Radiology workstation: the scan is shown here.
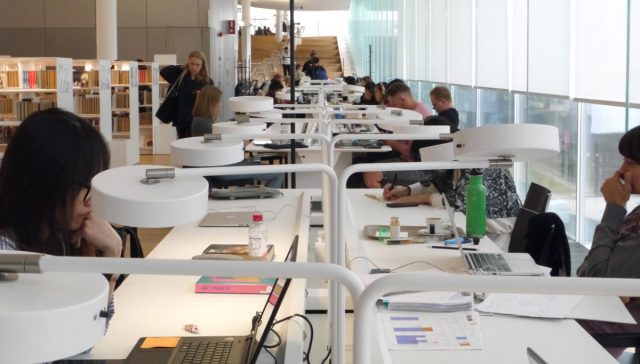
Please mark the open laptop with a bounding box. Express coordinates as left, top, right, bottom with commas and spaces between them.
443, 198, 543, 276
199, 211, 255, 227
125, 236, 299, 364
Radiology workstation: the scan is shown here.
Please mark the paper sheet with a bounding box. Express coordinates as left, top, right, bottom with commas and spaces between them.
475, 293, 584, 319
380, 311, 483, 351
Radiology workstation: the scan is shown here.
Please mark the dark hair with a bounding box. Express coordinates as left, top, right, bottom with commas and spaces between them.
311, 56, 320, 65
363, 81, 376, 94
266, 80, 285, 98
0, 108, 110, 253
343, 76, 357, 85
385, 81, 412, 97
619, 125, 640, 164
387, 79, 406, 86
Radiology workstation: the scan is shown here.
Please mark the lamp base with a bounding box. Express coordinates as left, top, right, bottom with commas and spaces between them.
0, 272, 17, 282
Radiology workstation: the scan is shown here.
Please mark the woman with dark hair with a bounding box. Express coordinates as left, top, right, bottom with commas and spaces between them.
0, 108, 121, 328
357, 81, 378, 105
265, 79, 287, 104
160, 50, 214, 139
577, 125, 640, 358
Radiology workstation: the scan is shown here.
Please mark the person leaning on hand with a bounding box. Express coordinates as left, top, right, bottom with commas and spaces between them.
576, 125, 640, 359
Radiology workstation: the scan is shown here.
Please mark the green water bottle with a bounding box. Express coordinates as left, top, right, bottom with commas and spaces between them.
465, 171, 486, 237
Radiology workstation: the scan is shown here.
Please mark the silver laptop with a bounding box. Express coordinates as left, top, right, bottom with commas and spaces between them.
444, 198, 543, 276
199, 211, 254, 227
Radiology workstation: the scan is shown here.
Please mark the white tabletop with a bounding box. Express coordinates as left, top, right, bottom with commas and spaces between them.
344, 189, 630, 364
75, 190, 311, 361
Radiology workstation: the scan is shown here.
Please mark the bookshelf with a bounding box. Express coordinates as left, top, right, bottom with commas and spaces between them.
137, 62, 159, 155
110, 61, 139, 167
0, 57, 73, 152
72, 60, 112, 140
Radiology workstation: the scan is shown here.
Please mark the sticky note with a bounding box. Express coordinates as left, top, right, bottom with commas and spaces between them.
141, 337, 180, 349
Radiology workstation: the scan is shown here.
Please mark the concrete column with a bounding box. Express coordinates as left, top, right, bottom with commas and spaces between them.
240, 0, 252, 84
209, 0, 239, 122
276, 10, 283, 42
96, 0, 117, 60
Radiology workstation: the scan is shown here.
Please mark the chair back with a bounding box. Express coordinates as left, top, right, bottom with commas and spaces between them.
523, 182, 551, 213
523, 212, 571, 276
509, 182, 552, 253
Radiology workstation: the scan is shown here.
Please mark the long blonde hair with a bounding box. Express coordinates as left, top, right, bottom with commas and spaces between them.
187, 50, 210, 83
192, 85, 222, 122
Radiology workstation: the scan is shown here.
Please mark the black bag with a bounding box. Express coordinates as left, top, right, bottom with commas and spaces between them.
155, 71, 186, 124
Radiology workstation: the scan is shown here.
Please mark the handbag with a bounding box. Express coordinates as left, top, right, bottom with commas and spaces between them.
156, 70, 186, 124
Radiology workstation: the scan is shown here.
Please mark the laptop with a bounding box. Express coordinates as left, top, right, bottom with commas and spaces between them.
443, 198, 543, 276
125, 236, 299, 364
199, 211, 255, 227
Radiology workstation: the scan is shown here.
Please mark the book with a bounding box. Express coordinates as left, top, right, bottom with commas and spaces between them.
195, 276, 276, 294
201, 243, 275, 261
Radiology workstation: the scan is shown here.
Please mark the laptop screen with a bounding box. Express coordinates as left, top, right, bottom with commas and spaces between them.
247, 235, 299, 363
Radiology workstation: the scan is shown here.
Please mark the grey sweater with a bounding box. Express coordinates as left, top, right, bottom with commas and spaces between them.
577, 204, 640, 278
191, 116, 213, 137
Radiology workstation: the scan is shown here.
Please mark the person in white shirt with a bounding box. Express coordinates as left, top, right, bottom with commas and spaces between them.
281, 46, 291, 76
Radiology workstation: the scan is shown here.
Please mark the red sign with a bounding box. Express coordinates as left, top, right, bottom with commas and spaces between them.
227, 20, 236, 34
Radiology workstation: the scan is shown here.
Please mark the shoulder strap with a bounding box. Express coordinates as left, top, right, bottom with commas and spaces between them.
167, 69, 187, 96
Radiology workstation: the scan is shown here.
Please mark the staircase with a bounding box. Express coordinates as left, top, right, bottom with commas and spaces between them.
295, 36, 343, 79
246, 35, 344, 81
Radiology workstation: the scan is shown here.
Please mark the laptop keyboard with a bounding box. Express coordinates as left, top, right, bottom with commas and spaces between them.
179, 339, 234, 364
467, 253, 512, 273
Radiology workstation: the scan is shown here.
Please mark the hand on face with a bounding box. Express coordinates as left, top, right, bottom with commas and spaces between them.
71, 213, 122, 257
601, 171, 631, 207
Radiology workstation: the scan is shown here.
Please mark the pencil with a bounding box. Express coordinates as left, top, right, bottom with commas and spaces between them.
431, 245, 478, 251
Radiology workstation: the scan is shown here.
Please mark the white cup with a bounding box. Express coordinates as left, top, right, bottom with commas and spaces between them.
425, 217, 443, 235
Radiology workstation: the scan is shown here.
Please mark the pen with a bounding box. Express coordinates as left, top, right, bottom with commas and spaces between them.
390, 173, 398, 190
431, 245, 478, 251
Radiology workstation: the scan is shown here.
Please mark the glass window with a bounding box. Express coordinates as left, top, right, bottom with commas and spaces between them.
516, 95, 578, 240
450, 85, 477, 129
477, 88, 513, 126
580, 103, 627, 246
418, 81, 433, 107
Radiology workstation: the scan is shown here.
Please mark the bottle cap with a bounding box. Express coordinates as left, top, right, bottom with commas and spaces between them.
252, 213, 263, 222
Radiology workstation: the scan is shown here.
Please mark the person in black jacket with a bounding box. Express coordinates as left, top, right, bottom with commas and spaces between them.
160, 50, 213, 139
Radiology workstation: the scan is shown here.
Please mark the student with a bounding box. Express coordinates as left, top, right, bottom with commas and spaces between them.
577, 125, 640, 359
385, 81, 431, 118
426, 86, 459, 126
382, 168, 521, 219
302, 50, 317, 76
357, 81, 378, 105
281, 46, 291, 76
0, 109, 122, 331
265, 79, 285, 103
160, 50, 213, 139
374, 82, 387, 106
191, 86, 284, 188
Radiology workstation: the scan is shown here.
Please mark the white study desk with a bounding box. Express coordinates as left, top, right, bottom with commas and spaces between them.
344, 189, 633, 364
74, 190, 312, 362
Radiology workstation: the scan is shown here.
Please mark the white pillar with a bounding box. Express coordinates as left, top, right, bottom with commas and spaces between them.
96, 0, 117, 60
276, 10, 283, 42
239, 0, 252, 85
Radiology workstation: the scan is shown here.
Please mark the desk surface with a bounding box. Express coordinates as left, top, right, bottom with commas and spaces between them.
76, 190, 311, 361
344, 189, 629, 364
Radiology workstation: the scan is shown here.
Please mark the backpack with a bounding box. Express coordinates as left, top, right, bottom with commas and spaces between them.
523, 212, 571, 276
311, 66, 328, 80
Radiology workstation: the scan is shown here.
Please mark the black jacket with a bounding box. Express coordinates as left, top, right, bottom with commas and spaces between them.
160, 65, 213, 128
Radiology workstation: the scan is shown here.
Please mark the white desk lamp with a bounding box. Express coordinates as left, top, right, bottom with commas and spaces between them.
354, 273, 640, 364
333, 123, 560, 364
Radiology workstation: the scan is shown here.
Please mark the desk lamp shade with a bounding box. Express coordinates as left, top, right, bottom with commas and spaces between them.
228, 96, 273, 113
92, 165, 209, 228
453, 124, 559, 161
392, 125, 450, 138
171, 138, 244, 167
249, 111, 283, 120
211, 121, 267, 135
0, 261, 108, 363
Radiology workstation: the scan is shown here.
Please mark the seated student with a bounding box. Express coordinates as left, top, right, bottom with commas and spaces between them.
257, 73, 283, 96
358, 76, 374, 87
374, 82, 388, 106
576, 126, 640, 359
362, 81, 435, 188
265, 79, 288, 104
383, 168, 521, 219
191, 86, 284, 188
343, 76, 357, 86
0, 109, 122, 337
356, 81, 378, 105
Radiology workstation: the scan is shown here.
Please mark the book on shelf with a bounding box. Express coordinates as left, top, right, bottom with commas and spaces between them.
195, 276, 276, 294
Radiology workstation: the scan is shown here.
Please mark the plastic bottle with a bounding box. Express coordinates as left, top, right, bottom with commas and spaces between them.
465, 171, 486, 237
389, 216, 401, 239
248, 213, 268, 257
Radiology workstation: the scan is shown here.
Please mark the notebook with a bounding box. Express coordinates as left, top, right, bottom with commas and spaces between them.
443, 198, 543, 276
199, 211, 255, 227
125, 236, 299, 364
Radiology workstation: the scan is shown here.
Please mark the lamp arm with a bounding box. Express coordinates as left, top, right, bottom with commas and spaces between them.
354, 273, 640, 364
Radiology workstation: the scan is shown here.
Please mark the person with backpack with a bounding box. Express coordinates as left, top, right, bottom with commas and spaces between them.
577, 125, 640, 359
309, 57, 328, 81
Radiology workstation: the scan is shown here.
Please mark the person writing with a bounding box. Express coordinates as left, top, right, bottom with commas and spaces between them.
0, 108, 122, 337
577, 126, 640, 359
160, 50, 213, 139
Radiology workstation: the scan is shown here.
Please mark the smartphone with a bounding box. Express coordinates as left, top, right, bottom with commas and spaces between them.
386, 202, 419, 208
